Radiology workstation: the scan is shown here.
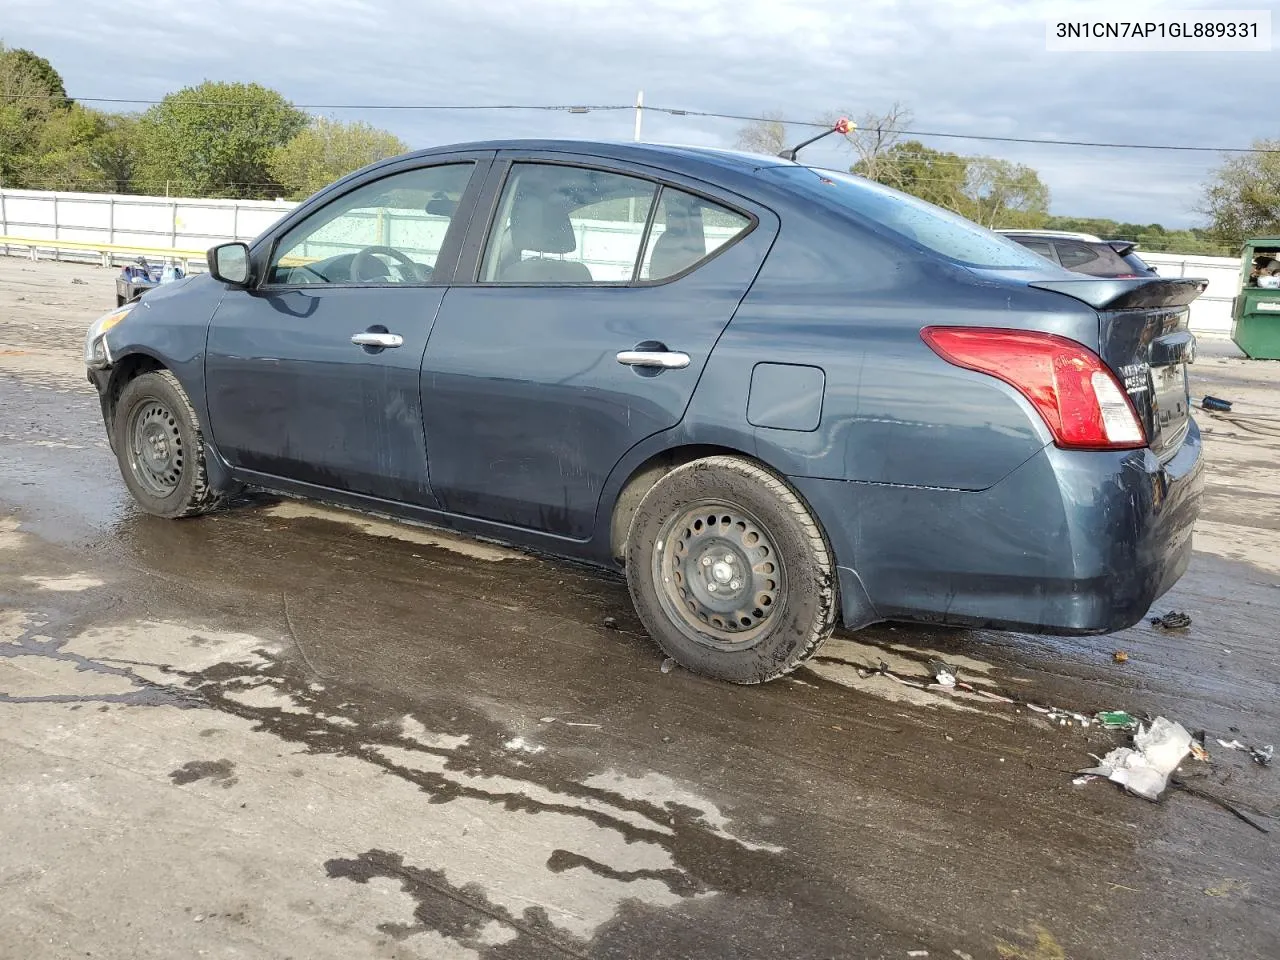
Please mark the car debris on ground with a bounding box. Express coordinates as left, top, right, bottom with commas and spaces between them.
1149, 611, 1193, 630
1095, 710, 1139, 731
847, 653, 1272, 829
1217, 738, 1275, 765
1078, 717, 1192, 801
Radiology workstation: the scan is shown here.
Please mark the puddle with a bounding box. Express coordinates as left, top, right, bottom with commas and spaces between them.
0, 516, 25, 549
805, 638, 983, 712
21, 573, 104, 592
1, 612, 797, 953
263, 500, 526, 563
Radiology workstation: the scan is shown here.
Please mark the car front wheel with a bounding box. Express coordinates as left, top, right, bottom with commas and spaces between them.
112, 369, 227, 519
625, 455, 838, 683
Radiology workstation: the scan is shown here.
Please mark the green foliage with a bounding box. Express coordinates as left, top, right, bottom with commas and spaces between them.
853, 140, 970, 210
961, 156, 1050, 228
1044, 216, 1234, 256
1199, 140, 1280, 249
134, 81, 308, 197
1, 46, 67, 104
18, 103, 107, 189
268, 116, 408, 199
851, 141, 1049, 228
88, 113, 143, 192
0, 41, 63, 184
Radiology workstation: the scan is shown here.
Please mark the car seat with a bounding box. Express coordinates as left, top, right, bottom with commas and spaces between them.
499, 195, 592, 283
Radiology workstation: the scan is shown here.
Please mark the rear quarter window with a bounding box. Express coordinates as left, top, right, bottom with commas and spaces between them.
1055, 242, 1101, 269
764, 166, 1051, 269
1013, 238, 1057, 261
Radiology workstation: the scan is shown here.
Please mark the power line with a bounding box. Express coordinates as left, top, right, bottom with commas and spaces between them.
0, 93, 633, 113
1, 92, 1278, 155
645, 104, 1280, 155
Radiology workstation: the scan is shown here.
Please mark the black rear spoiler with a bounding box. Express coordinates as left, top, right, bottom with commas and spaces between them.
1028, 277, 1207, 311
1107, 240, 1137, 257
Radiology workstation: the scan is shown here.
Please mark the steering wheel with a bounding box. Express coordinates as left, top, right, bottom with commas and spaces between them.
349, 245, 427, 283
287, 262, 328, 284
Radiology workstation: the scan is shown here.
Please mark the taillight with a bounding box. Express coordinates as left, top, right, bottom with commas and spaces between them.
920, 327, 1146, 450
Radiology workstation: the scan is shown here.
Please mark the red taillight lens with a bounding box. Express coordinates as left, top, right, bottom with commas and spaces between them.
920, 327, 1146, 450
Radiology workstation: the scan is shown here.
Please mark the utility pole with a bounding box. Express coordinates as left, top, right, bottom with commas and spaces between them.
633, 90, 644, 142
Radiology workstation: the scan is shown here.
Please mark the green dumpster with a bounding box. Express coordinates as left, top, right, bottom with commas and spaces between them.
1232, 238, 1280, 359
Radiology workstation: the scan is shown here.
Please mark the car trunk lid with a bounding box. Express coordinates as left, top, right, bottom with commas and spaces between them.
1029, 277, 1206, 458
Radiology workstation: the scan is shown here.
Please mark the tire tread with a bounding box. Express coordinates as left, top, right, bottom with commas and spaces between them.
626, 454, 837, 683
114, 369, 224, 518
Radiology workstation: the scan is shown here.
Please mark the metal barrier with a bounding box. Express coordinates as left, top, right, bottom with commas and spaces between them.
0, 235, 207, 271
0, 187, 291, 270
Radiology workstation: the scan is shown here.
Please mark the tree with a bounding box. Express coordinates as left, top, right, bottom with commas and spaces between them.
89, 114, 143, 192
1200, 140, 1280, 244
268, 116, 408, 199
733, 110, 787, 156
134, 81, 308, 197
1042, 216, 1232, 256
0, 43, 64, 184
853, 140, 970, 210
961, 157, 1050, 228
18, 102, 108, 190
834, 102, 912, 183
2, 46, 67, 104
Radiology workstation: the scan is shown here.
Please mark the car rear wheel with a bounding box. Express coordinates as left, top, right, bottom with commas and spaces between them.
625, 455, 837, 683
112, 370, 226, 519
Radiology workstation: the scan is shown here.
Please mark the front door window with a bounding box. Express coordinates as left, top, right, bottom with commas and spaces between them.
268, 163, 474, 285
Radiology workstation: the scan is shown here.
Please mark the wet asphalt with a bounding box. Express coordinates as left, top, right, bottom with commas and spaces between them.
1, 260, 1277, 960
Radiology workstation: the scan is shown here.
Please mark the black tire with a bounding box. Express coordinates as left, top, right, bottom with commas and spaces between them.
625, 455, 837, 684
112, 369, 226, 519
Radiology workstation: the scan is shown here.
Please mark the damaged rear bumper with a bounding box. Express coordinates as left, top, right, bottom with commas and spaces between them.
793, 419, 1204, 635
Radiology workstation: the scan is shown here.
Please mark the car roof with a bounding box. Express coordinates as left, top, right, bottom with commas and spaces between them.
405, 138, 798, 174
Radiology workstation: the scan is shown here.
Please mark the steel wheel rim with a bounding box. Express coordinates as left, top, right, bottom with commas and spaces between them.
126, 400, 184, 498
652, 499, 786, 650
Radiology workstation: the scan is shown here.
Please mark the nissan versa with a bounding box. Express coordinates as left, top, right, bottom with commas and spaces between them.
84, 140, 1205, 684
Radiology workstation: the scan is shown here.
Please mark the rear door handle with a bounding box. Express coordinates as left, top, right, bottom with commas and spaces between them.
351, 332, 403, 348
616, 350, 690, 369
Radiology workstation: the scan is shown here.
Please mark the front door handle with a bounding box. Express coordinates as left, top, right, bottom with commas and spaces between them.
351, 332, 404, 348
616, 350, 690, 369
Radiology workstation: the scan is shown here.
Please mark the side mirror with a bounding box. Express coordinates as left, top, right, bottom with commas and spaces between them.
208, 242, 252, 287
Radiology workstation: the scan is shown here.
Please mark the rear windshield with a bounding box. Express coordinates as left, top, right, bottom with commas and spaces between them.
763, 166, 1052, 269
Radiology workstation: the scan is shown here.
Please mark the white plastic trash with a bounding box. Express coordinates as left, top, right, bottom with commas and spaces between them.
1079, 716, 1192, 801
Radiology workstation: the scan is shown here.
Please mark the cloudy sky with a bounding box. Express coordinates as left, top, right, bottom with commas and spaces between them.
4, 0, 1274, 226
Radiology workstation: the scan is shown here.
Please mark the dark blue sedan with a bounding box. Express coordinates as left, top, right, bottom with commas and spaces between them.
84, 139, 1205, 683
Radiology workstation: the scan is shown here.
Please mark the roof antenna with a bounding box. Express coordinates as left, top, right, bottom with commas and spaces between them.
779, 117, 854, 161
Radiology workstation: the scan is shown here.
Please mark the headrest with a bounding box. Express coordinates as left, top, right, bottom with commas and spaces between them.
510, 194, 577, 255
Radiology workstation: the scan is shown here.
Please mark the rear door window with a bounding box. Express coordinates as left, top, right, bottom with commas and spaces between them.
638, 188, 753, 281
480, 164, 656, 284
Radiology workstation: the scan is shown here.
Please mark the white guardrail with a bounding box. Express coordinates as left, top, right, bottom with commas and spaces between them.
0, 187, 1242, 333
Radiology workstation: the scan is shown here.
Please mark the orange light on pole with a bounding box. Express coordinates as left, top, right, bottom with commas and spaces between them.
778, 117, 856, 161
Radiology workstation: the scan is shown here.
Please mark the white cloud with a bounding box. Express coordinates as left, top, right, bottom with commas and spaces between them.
5, 0, 1277, 225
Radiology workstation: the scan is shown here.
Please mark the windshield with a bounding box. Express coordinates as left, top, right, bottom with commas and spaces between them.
764, 166, 1054, 269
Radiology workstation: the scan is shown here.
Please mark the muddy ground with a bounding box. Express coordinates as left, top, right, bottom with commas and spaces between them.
1, 257, 1277, 960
